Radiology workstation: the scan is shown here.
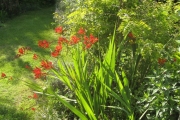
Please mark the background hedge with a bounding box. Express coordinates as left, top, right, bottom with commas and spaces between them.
0, 0, 55, 22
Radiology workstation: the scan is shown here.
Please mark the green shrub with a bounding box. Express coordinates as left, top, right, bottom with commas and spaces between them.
11, 0, 180, 119
0, 0, 55, 20
118, 0, 180, 118
0, 10, 7, 22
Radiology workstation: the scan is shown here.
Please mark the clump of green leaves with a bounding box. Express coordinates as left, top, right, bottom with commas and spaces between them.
54, 0, 119, 40
117, 0, 179, 83
136, 58, 180, 119
117, 0, 180, 119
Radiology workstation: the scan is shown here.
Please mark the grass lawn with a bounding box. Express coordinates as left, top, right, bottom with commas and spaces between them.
0, 6, 58, 119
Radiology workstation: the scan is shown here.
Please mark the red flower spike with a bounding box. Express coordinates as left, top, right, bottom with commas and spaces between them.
128, 32, 135, 39
84, 36, 89, 41
58, 37, 69, 44
1, 73, 6, 78
41, 60, 53, 69
55, 26, 63, 34
31, 107, 36, 111
70, 35, 80, 45
89, 34, 98, 44
85, 43, 92, 49
33, 54, 38, 60
83, 34, 98, 49
51, 50, 60, 57
173, 58, 176, 62
38, 40, 49, 48
18, 47, 25, 54
33, 67, 43, 79
158, 58, 166, 65
78, 27, 85, 35
25, 65, 32, 70
33, 93, 38, 99
55, 44, 62, 52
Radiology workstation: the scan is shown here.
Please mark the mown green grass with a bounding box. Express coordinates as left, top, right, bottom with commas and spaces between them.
0, 7, 58, 119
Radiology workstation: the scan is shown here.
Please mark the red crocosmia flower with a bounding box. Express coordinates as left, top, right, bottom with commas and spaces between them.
84, 36, 89, 41
51, 50, 60, 57
78, 27, 85, 35
33, 54, 38, 60
158, 58, 166, 65
1, 73, 6, 78
83, 34, 98, 49
33, 93, 38, 99
41, 60, 53, 69
18, 47, 25, 54
38, 40, 49, 48
70, 35, 80, 45
55, 26, 63, 34
128, 32, 135, 39
31, 107, 36, 111
58, 37, 69, 44
33, 67, 42, 79
25, 64, 31, 70
85, 43, 92, 49
55, 44, 62, 52
173, 58, 176, 62
89, 34, 98, 44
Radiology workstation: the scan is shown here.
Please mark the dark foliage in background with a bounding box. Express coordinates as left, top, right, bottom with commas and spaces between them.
0, 0, 55, 22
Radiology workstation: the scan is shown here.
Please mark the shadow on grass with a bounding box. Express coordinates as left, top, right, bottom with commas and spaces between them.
0, 6, 57, 81
0, 98, 31, 120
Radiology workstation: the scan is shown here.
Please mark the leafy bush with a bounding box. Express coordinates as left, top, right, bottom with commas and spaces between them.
16, 0, 180, 119
11, 26, 135, 119
0, 10, 7, 22
1, 0, 179, 119
117, 0, 180, 119
136, 56, 180, 119
0, 0, 55, 20
54, 0, 120, 49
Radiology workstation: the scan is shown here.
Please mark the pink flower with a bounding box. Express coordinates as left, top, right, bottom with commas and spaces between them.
83, 34, 98, 49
